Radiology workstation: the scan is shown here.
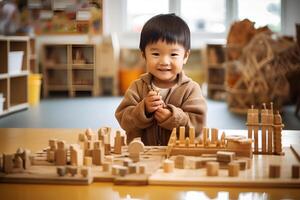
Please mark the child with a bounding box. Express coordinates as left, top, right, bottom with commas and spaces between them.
115, 13, 207, 145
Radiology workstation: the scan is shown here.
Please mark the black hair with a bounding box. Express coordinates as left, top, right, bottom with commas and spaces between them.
139, 13, 190, 53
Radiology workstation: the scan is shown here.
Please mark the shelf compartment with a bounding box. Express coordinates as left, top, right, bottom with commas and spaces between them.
0, 79, 8, 111
44, 45, 68, 65
72, 69, 93, 86
46, 69, 68, 86
10, 76, 28, 107
208, 68, 225, 85
0, 40, 8, 74
71, 45, 95, 65
10, 41, 28, 71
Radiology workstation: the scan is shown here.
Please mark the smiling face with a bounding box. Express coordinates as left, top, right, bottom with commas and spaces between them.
143, 40, 190, 88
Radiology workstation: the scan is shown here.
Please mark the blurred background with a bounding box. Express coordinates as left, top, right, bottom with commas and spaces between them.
0, 0, 299, 130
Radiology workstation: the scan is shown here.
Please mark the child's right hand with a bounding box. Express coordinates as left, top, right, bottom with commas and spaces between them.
145, 91, 164, 114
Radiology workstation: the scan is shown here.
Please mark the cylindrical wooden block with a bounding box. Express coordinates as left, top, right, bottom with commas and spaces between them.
175, 155, 185, 169
67, 166, 78, 176
228, 162, 240, 177
84, 156, 92, 166
269, 165, 280, 178
102, 162, 111, 172
292, 165, 300, 179
206, 162, 219, 176
119, 166, 128, 177
163, 159, 174, 173
104, 144, 111, 155
56, 166, 66, 176
128, 164, 137, 174
81, 167, 91, 177
112, 165, 119, 175
139, 164, 146, 174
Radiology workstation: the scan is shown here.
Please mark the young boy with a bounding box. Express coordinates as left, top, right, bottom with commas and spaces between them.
115, 13, 207, 145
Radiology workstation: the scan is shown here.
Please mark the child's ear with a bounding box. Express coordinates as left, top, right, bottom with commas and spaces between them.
141, 51, 146, 59
183, 50, 190, 64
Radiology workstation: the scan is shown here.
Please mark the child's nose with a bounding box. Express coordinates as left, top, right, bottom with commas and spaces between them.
159, 56, 170, 65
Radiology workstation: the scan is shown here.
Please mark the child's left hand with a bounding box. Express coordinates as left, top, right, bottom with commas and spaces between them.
154, 107, 172, 123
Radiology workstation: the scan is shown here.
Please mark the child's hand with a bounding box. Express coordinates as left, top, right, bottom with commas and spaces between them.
154, 107, 172, 123
145, 91, 164, 114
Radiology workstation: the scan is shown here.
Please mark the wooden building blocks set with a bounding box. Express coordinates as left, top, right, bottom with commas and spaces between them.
0, 104, 300, 187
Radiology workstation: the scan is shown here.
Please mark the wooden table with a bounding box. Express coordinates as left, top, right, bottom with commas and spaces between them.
0, 128, 300, 200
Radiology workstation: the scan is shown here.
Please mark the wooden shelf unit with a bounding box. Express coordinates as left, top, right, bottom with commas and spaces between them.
206, 44, 226, 100
0, 36, 30, 117
42, 43, 97, 97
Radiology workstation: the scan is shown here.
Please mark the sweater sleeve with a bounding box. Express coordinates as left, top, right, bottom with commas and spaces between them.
158, 83, 207, 136
115, 81, 154, 132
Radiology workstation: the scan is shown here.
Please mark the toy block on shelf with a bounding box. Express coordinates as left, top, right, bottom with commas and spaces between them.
70, 144, 83, 166
81, 167, 91, 177
206, 161, 219, 176
292, 165, 300, 179
217, 151, 235, 163
55, 141, 67, 166
179, 126, 185, 146
163, 159, 174, 173
92, 141, 104, 165
189, 127, 195, 146
228, 162, 240, 177
84, 156, 92, 167
3, 154, 14, 173
57, 166, 66, 176
128, 138, 145, 162
269, 165, 280, 178
174, 155, 185, 169
114, 130, 123, 154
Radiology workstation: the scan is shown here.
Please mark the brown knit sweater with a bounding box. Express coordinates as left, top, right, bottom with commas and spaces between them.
115, 72, 207, 145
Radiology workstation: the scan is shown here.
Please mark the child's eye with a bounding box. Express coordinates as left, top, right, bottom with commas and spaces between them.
152, 53, 159, 56
171, 53, 179, 57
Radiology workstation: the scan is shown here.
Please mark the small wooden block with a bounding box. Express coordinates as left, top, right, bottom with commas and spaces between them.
102, 162, 111, 172
292, 165, 300, 179
57, 140, 66, 150
235, 160, 247, 170
139, 164, 146, 174
128, 164, 137, 174
55, 149, 67, 166
175, 155, 185, 169
228, 162, 240, 177
49, 139, 57, 150
81, 167, 91, 177
104, 144, 111, 155
47, 150, 55, 162
111, 165, 119, 175
84, 156, 92, 166
67, 166, 78, 176
206, 162, 219, 176
217, 151, 236, 163
269, 165, 280, 178
163, 159, 174, 173
57, 166, 66, 176
119, 166, 128, 177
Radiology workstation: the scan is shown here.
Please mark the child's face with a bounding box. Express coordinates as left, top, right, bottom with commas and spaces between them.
143, 40, 189, 87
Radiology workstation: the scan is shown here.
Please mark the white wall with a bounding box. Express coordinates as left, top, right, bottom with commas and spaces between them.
282, 0, 300, 36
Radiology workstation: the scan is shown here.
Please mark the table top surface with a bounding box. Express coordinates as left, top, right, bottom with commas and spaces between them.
0, 128, 300, 200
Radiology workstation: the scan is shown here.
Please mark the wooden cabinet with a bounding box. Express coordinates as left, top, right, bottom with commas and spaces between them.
206, 44, 226, 100
42, 43, 97, 97
0, 36, 30, 117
